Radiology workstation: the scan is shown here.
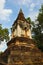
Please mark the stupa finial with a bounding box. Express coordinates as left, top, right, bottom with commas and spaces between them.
19, 8, 23, 13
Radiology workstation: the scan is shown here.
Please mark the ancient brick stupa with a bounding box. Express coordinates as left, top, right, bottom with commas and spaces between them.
0, 9, 43, 65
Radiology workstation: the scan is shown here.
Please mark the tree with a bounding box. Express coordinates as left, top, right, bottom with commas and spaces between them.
37, 5, 43, 27
0, 24, 9, 44
26, 17, 34, 27
26, 17, 31, 23
32, 4, 43, 51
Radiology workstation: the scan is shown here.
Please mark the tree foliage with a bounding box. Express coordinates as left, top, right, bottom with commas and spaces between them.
26, 17, 34, 27
26, 17, 31, 23
37, 5, 43, 27
26, 5, 43, 51
0, 24, 9, 44
32, 4, 43, 51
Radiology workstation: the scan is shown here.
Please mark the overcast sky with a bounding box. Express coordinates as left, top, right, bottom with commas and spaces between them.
0, 0, 43, 52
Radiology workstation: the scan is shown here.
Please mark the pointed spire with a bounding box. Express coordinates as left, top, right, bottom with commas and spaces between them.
19, 8, 23, 13
17, 8, 25, 21
13, 8, 29, 26
18, 8, 24, 16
